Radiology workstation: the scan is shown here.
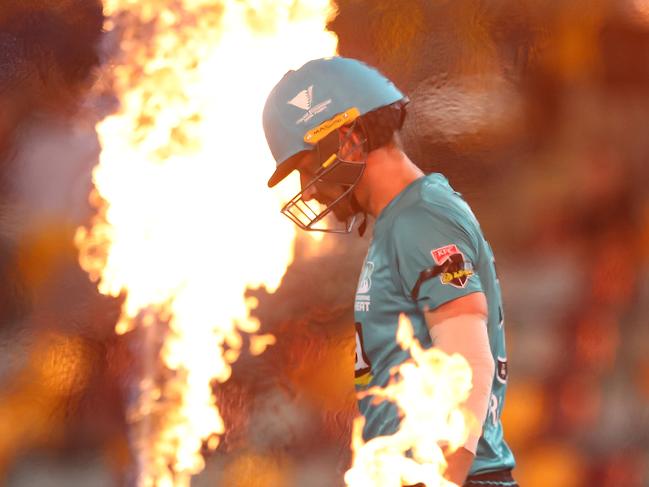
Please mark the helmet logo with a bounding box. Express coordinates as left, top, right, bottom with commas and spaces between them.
287, 85, 332, 125
288, 85, 314, 110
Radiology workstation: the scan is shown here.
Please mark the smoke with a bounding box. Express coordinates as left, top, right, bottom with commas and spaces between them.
206, 232, 370, 484
0, 2, 129, 483
0, 0, 103, 164
0, 0, 105, 331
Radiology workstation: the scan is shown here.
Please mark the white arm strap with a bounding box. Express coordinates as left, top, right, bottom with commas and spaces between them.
428, 313, 495, 454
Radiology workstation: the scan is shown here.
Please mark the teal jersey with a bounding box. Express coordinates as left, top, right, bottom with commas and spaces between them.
353, 173, 515, 476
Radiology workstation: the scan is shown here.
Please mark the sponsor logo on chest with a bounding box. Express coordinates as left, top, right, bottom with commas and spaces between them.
355, 260, 374, 312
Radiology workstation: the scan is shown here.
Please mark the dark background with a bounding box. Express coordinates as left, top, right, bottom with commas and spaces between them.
0, 1, 648, 486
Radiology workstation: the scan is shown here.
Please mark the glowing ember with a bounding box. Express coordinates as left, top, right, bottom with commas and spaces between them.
344, 314, 477, 487
75, 0, 338, 485
249, 333, 277, 357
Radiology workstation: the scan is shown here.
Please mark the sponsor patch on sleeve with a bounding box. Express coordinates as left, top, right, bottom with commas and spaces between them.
430, 244, 475, 288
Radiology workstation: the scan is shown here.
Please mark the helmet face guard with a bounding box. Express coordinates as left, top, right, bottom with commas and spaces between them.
280, 115, 367, 233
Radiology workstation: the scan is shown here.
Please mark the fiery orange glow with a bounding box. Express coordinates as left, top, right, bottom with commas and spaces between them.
633, 0, 649, 23
75, 0, 338, 485
344, 314, 476, 487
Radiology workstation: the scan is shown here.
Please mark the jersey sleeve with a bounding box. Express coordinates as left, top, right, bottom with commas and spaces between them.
391, 204, 484, 312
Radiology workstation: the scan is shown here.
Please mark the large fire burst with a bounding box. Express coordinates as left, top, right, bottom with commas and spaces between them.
345, 314, 475, 487
76, 1, 337, 485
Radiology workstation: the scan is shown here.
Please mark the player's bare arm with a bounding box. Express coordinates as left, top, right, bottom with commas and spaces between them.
424, 292, 495, 485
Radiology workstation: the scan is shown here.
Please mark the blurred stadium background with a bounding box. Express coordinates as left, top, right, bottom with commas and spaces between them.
0, 0, 648, 486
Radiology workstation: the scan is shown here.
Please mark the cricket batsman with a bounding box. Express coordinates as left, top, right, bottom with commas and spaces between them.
262, 57, 517, 487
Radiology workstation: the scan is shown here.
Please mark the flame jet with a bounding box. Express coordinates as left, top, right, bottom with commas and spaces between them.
76, 1, 338, 485
345, 314, 476, 487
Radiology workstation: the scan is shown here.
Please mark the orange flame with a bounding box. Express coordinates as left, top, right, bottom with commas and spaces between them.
345, 314, 476, 487
75, 1, 338, 485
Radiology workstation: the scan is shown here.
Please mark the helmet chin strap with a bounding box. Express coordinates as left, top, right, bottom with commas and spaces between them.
350, 193, 368, 237
358, 213, 368, 237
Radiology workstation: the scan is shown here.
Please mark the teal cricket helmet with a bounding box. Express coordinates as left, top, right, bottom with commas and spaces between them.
263, 56, 406, 187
